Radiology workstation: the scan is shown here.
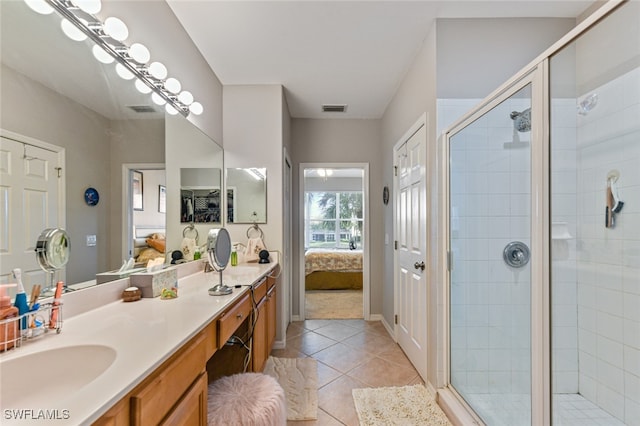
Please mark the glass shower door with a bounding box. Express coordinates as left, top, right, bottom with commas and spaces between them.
449, 83, 532, 425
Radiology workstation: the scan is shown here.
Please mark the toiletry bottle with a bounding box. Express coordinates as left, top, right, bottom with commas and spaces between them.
231, 247, 238, 266
0, 284, 19, 351
49, 281, 63, 330
12, 269, 29, 332
194, 247, 201, 260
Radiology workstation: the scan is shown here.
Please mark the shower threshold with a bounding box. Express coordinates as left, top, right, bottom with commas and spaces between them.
463, 392, 624, 426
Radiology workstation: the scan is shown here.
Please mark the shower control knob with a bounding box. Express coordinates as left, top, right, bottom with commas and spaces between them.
414, 261, 425, 271
503, 241, 530, 268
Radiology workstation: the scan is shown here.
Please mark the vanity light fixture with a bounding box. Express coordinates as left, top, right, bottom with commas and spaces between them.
31, 0, 203, 117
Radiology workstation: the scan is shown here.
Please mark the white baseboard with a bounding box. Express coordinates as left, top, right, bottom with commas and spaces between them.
380, 316, 396, 340
368, 313, 383, 321
291, 315, 301, 322
272, 339, 286, 350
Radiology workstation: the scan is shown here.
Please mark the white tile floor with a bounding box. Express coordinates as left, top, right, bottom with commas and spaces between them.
463, 393, 625, 426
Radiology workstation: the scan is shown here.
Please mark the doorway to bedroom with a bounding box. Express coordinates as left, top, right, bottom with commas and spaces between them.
299, 164, 369, 320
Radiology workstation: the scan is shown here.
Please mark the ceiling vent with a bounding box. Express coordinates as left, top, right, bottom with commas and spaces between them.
128, 105, 157, 113
322, 104, 347, 113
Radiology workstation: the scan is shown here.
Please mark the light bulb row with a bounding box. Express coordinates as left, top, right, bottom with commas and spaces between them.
24, 0, 203, 116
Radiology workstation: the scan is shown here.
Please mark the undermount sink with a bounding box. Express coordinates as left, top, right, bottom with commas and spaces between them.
0, 344, 116, 408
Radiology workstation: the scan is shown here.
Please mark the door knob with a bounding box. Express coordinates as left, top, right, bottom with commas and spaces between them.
414, 261, 425, 271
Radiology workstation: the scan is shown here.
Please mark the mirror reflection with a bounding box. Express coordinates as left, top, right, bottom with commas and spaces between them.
226, 168, 267, 224
180, 168, 222, 224
0, 1, 222, 298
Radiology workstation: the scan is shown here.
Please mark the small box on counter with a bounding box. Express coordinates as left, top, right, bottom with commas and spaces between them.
130, 267, 177, 298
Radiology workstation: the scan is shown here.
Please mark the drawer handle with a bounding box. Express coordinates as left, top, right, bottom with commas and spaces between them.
236, 313, 243, 319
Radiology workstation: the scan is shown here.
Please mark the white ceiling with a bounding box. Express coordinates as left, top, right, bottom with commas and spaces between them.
167, 0, 593, 119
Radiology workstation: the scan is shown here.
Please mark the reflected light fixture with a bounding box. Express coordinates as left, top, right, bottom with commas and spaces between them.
189, 102, 203, 115
92, 44, 114, 64
178, 90, 193, 105
75, 0, 100, 14
164, 77, 181, 94
25, 0, 53, 14
103, 16, 128, 41
31, 0, 203, 117
128, 43, 150, 64
61, 18, 87, 41
115, 63, 135, 80
245, 168, 266, 181
135, 79, 152, 94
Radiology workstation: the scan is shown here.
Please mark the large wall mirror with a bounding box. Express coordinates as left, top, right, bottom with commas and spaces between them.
0, 1, 222, 297
226, 168, 267, 224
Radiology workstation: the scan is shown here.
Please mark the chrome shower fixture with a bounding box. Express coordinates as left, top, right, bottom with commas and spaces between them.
510, 108, 531, 132
577, 93, 598, 115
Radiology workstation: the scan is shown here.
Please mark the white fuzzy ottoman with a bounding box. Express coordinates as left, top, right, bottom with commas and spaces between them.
207, 373, 286, 426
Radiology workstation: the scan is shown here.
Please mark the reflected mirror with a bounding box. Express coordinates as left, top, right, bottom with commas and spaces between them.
0, 1, 222, 298
226, 168, 267, 223
180, 168, 222, 223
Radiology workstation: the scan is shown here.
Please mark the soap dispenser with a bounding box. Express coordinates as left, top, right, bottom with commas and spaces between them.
231, 246, 238, 266
0, 283, 19, 351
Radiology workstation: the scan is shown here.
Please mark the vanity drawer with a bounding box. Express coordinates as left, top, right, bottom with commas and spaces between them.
131, 334, 206, 425
217, 294, 251, 349
252, 276, 268, 302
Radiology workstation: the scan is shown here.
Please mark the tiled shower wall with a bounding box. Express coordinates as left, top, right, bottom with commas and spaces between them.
573, 66, 640, 423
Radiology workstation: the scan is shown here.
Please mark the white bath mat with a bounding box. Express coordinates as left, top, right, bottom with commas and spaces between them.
263, 356, 318, 420
352, 384, 452, 425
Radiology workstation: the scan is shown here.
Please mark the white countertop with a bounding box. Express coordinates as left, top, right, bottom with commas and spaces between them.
0, 261, 277, 425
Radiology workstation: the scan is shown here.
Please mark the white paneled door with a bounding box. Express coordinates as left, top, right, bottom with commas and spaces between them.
0, 135, 64, 291
395, 121, 427, 380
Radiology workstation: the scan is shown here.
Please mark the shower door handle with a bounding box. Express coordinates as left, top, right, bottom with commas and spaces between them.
414, 261, 425, 271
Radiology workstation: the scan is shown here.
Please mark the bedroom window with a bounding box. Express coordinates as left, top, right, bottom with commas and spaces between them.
305, 191, 363, 249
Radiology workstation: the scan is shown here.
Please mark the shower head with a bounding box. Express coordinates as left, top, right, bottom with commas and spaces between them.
510, 108, 531, 132
503, 127, 530, 149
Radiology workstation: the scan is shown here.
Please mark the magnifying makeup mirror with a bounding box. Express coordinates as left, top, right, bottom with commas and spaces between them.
35, 228, 71, 293
206, 228, 233, 296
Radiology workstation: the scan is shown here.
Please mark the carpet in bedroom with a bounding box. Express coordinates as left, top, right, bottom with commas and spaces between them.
305, 290, 363, 319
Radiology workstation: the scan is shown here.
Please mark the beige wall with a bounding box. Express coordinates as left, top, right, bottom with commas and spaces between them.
437, 18, 575, 98
380, 23, 438, 386
291, 118, 382, 317
223, 84, 287, 339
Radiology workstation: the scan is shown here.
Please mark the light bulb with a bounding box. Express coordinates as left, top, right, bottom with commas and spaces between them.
178, 91, 193, 105
92, 45, 114, 64
165, 104, 179, 115
103, 17, 128, 41
164, 78, 181, 94
151, 92, 166, 106
148, 62, 167, 80
75, 0, 101, 14
189, 102, 203, 115
115, 63, 134, 80
61, 18, 87, 42
128, 43, 150, 64
24, 0, 54, 14
135, 79, 152, 94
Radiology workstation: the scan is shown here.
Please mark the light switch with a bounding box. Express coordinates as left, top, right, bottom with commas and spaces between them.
385, 233, 389, 245
86, 235, 97, 247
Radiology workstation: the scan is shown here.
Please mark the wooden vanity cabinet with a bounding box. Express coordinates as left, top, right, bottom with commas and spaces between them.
93, 272, 276, 426
252, 275, 277, 372
93, 319, 217, 426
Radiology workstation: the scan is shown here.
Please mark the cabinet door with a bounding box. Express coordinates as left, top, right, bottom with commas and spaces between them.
160, 373, 207, 426
266, 286, 277, 351
252, 298, 267, 372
